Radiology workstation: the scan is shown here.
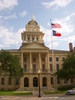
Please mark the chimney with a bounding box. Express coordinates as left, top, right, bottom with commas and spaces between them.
69, 43, 73, 52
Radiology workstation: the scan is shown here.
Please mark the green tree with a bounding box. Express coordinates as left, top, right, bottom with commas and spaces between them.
57, 52, 75, 80
0, 50, 24, 79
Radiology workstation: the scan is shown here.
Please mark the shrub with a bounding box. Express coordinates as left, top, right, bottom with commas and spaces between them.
58, 85, 75, 91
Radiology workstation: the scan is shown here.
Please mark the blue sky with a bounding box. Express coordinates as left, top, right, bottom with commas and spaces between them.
0, 0, 75, 50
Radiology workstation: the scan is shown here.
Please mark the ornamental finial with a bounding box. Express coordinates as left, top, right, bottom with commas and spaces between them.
32, 14, 34, 20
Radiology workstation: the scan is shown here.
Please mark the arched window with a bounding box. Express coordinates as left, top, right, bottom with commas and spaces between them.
42, 77, 47, 87
24, 77, 29, 87
33, 77, 38, 87
1, 78, 4, 85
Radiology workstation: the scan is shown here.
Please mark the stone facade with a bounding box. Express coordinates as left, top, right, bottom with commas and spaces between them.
0, 18, 74, 91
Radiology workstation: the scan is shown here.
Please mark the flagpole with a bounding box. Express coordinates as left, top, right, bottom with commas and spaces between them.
50, 19, 55, 89
50, 19, 54, 70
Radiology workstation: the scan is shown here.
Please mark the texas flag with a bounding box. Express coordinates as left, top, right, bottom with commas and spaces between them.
53, 30, 61, 37
51, 23, 61, 28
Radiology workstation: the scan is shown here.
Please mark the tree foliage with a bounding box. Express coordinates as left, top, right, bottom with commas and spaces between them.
0, 50, 24, 79
57, 52, 75, 80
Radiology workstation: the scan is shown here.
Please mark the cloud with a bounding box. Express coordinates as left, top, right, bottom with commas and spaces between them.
0, 0, 18, 11
0, 26, 24, 49
19, 11, 27, 18
52, 12, 75, 36
42, 0, 73, 8
3, 13, 17, 20
40, 12, 75, 50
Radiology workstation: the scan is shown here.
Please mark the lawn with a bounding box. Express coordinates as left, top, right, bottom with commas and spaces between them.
44, 90, 67, 95
0, 90, 33, 96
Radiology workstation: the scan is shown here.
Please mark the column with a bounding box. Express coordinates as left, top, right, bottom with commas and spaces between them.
39, 53, 41, 71
45, 54, 47, 72
47, 53, 50, 72
20, 52, 24, 89
30, 53, 32, 72
21, 53, 23, 68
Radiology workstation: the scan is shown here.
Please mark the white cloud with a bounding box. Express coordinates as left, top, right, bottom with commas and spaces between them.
0, 0, 18, 11
3, 13, 17, 20
40, 12, 75, 50
42, 0, 73, 8
19, 11, 27, 18
0, 26, 24, 49
52, 12, 75, 36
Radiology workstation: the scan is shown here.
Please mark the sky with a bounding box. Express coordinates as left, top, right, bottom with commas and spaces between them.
0, 0, 75, 51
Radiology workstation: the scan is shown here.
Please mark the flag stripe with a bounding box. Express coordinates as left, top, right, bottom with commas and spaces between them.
51, 23, 61, 28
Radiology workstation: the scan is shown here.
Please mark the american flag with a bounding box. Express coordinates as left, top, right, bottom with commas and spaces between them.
51, 23, 62, 28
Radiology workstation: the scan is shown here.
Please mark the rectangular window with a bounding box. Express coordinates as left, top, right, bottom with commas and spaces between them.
62, 57, 65, 61
8, 78, 11, 85
50, 64, 53, 71
42, 58, 45, 62
51, 77, 53, 84
57, 78, 60, 84
49, 57, 52, 61
33, 58, 36, 62
24, 64, 27, 72
56, 57, 59, 61
24, 57, 27, 62
70, 78, 73, 83
33, 64, 36, 72
1, 78, 4, 85
16, 79, 19, 85
56, 64, 59, 71
64, 80, 67, 84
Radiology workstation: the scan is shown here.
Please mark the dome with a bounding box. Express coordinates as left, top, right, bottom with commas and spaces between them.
28, 20, 38, 25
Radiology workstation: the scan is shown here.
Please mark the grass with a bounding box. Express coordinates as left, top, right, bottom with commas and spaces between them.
44, 90, 67, 95
0, 90, 33, 96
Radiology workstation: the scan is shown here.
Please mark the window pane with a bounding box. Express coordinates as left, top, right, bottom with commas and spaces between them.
49, 57, 52, 61
56, 57, 59, 61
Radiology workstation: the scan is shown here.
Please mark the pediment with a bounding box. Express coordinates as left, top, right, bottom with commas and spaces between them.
21, 43, 49, 50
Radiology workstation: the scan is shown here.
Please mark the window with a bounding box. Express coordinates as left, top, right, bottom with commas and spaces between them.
56, 57, 59, 61
28, 37, 30, 41
1, 78, 4, 85
49, 57, 52, 61
32, 37, 34, 41
42, 64, 45, 71
8, 78, 11, 85
64, 80, 67, 84
37, 37, 38, 41
56, 64, 59, 71
33, 77, 38, 87
24, 64, 27, 72
33, 58, 36, 62
51, 77, 53, 84
57, 78, 60, 84
42, 58, 45, 62
24, 77, 29, 87
24, 57, 27, 62
50, 64, 53, 71
16, 79, 19, 85
33, 64, 36, 72
42, 77, 47, 87
70, 78, 73, 83
62, 57, 65, 61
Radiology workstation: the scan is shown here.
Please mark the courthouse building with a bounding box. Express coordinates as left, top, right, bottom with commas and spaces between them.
0, 18, 75, 91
